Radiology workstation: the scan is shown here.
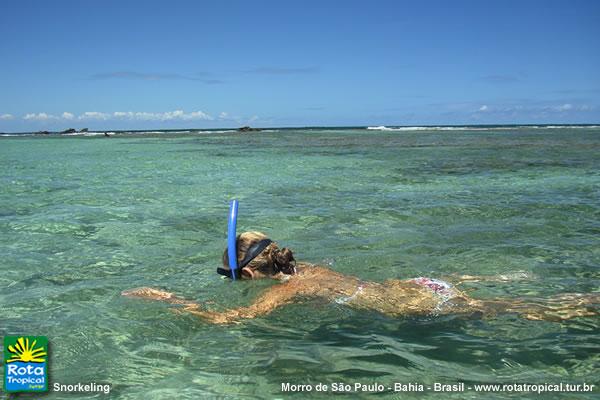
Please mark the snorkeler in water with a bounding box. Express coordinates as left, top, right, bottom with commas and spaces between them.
123, 231, 599, 324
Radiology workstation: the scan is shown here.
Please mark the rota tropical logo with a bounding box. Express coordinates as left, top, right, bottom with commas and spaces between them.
3, 336, 48, 393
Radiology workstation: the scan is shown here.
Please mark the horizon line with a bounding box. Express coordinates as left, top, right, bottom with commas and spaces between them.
2, 123, 600, 135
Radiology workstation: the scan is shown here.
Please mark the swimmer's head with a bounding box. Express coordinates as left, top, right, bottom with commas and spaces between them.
220, 231, 296, 280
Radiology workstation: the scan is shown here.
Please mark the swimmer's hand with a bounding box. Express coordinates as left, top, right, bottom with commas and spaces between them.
121, 287, 193, 305
272, 272, 292, 282
122, 287, 242, 324
124, 278, 301, 324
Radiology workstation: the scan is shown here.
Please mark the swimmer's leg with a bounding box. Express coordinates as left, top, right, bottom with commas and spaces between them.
461, 293, 599, 321
448, 271, 532, 285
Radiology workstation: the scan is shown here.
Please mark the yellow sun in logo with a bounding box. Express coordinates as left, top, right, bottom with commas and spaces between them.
7, 337, 47, 363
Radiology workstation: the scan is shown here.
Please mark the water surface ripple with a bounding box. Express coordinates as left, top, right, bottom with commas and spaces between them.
1, 127, 599, 399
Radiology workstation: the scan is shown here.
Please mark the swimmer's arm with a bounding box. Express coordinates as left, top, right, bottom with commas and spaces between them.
122, 284, 302, 324
183, 283, 301, 324
122, 287, 198, 306
121, 287, 230, 323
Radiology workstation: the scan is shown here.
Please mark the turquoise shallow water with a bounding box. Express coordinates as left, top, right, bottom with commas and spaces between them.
1, 127, 599, 399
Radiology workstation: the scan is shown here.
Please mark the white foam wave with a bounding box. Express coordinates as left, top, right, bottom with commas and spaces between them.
367, 126, 473, 131
62, 131, 115, 136
124, 130, 186, 134
367, 125, 600, 132
194, 130, 236, 134
530, 125, 600, 129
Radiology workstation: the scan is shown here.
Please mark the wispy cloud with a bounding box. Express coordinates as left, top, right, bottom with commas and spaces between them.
552, 88, 600, 95
24, 112, 60, 121
245, 66, 319, 75
89, 71, 225, 84
111, 110, 214, 121
481, 74, 521, 84
303, 106, 325, 111
79, 111, 111, 120
18, 110, 216, 122
0, 113, 14, 120
214, 111, 264, 125
437, 99, 596, 114
553, 103, 572, 112
427, 99, 599, 122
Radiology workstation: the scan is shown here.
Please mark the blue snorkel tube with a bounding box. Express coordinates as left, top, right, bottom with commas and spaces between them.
227, 199, 239, 280
219, 199, 293, 280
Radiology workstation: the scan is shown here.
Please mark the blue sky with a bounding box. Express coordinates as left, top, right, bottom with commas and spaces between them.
1, 0, 599, 131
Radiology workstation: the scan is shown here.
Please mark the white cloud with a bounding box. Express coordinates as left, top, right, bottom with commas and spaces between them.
162, 110, 185, 120
182, 110, 212, 120
554, 103, 573, 112
192, 111, 213, 120
465, 102, 594, 116
18, 109, 219, 123
0, 113, 14, 120
79, 111, 110, 120
112, 110, 213, 121
113, 111, 132, 118
547, 104, 593, 112
24, 112, 59, 121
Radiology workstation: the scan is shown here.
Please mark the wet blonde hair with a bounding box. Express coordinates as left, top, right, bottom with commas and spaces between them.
222, 231, 295, 275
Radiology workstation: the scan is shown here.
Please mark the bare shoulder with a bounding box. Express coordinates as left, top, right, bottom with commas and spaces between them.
296, 263, 342, 278
256, 264, 331, 298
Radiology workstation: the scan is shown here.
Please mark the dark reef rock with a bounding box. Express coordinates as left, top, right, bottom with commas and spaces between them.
61, 128, 77, 134
36, 131, 50, 135
237, 126, 261, 132
80, 128, 89, 132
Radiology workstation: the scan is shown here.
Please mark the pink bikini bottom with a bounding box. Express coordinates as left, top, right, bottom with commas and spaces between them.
411, 277, 454, 299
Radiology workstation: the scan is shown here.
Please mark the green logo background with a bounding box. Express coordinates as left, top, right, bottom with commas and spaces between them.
3, 336, 48, 393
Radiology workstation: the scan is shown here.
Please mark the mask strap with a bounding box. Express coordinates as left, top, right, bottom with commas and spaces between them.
239, 239, 273, 269
217, 267, 241, 280
217, 240, 273, 279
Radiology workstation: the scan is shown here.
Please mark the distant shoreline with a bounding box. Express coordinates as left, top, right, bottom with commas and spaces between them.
1, 124, 600, 136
